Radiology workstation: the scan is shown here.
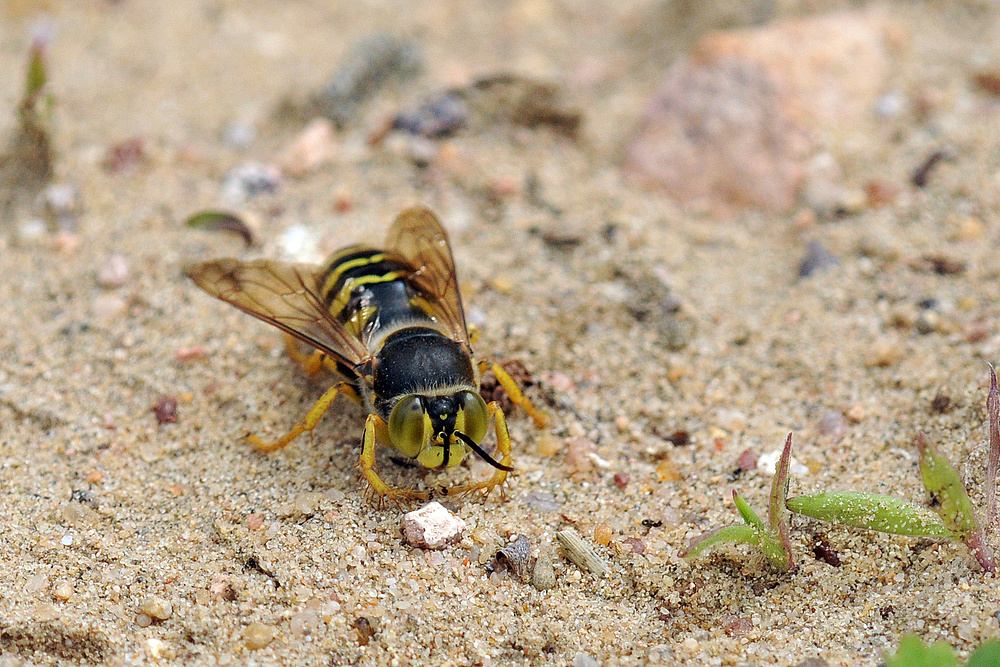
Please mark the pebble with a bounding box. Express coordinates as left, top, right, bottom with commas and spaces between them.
243, 622, 277, 650
97, 254, 130, 288
565, 437, 595, 476
140, 596, 173, 621
278, 118, 336, 177
92, 293, 127, 321
557, 529, 607, 577
594, 523, 613, 546
219, 162, 281, 205
290, 610, 323, 638
736, 448, 759, 472
294, 491, 323, 515
613, 472, 630, 489
402, 502, 466, 550
25, 573, 47, 593
52, 580, 73, 601
532, 555, 556, 590
536, 433, 562, 457
798, 241, 839, 278
573, 653, 600, 667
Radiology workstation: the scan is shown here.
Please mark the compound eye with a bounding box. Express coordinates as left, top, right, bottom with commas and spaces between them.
458, 391, 488, 445
388, 396, 427, 458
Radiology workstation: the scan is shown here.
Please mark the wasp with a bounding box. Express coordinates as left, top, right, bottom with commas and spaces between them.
186, 207, 546, 502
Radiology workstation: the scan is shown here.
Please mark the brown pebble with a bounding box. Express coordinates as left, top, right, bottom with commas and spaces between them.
594, 523, 613, 546
864, 179, 900, 207
103, 136, 146, 172
972, 70, 1000, 96
247, 514, 264, 530
613, 472, 630, 489
52, 580, 73, 602
174, 346, 205, 362
736, 449, 759, 472
243, 622, 276, 650
354, 616, 376, 646
655, 457, 681, 482
623, 536, 646, 554
86, 469, 103, 483
929, 393, 952, 414
152, 396, 179, 425
723, 615, 753, 637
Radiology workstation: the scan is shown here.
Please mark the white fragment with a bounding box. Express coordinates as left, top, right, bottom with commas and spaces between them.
60, 534, 73, 546
146, 638, 166, 660
587, 452, 613, 470
402, 502, 466, 550
757, 449, 807, 476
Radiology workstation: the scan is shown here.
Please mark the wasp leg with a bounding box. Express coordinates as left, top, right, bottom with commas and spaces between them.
359, 414, 431, 504
246, 382, 358, 453
440, 401, 513, 500
481, 361, 548, 428
283, 334, 326, 376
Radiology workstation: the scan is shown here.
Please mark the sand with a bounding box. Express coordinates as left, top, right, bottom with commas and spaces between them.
1, 1, 1000, 665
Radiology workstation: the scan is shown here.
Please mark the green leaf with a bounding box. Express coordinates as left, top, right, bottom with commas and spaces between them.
679, 524, 760, 560
733, 490, 765, 533
967, 640, 1000, 667
184, 210, 255, 247
786, 492, 954, 538
917, 432, 995, 571
25, 40, 47, 100
884, 634, 957, 667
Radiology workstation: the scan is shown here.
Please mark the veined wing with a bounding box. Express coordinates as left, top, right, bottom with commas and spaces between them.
385, 207, 470, 346
185, 258, 369, 367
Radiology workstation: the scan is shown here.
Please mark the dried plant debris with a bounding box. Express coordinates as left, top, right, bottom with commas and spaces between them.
911, 147, 956, 188
556, 529, 607, 576
300, 33, 422, 128
0, 34, 54, 217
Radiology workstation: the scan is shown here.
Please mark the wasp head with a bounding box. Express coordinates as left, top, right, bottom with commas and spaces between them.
387, 390, 509, 472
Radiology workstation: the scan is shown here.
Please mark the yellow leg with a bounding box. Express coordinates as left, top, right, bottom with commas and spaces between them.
283, 334, 325, 376
246, 382, 346, 453
359, 414, 430, 503
440, 401, 513, 500
481, 361, 548, 428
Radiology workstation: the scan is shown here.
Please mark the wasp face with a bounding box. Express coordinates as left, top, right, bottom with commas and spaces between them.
387, 390, 490, 470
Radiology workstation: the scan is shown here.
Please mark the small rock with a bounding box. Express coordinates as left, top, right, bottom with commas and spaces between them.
243, 622, 276, 650
290, 610, 323, 638
565, 437, 595, 477
92, 293, 127, 321
532, 555, 556, 590
279, 118, 337, 177
593, 523, 612, 546
152, 396, 179, 425
294, 491, 323, 515
736, 448, 759, 472
97, 254, 130, 288
613, 472, 630, 489
219, 162, 281, 205
798, 241, 838, 278
140, 596, 173, 621
51, 580, 73, 601
103, 136, 146, 172
573, 652, 600, 667
402, 502, 466, 549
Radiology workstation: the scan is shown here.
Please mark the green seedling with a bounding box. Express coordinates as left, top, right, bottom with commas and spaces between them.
681, 433, 795, 572
885, 634, 1000, 667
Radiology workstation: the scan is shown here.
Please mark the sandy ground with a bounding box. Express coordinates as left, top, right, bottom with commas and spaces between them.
2, 1, 1000, 665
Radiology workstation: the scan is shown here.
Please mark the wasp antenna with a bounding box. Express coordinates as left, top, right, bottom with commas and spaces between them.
455, 432, 514, 472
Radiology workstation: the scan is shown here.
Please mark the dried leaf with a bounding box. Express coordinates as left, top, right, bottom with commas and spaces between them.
185, 210, 255, 248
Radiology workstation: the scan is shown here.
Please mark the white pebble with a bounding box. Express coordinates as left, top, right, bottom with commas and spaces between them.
402, 502, 466, 550
60, 534, 73, 546
97, 254, 130, 288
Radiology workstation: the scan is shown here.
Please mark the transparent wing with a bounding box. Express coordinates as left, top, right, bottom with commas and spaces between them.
385, 207, 470, 346
185, 258, 369, 367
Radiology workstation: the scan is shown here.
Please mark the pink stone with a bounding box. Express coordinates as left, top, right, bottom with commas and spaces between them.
402, 502, 466, 550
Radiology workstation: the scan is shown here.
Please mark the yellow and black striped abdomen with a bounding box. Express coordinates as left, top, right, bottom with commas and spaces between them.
319, 247, 434, 346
